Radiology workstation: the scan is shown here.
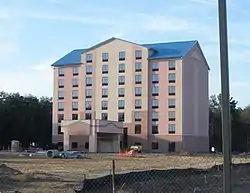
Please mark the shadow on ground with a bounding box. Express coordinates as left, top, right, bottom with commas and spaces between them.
0, 164, 76, 192
76, 163, 250, 193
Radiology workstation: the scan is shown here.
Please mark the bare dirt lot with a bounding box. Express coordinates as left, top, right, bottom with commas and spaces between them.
0, 154, 250, 193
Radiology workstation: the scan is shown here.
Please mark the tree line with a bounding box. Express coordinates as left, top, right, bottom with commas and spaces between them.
0, 91, 52, 149
0, 91, 250, 152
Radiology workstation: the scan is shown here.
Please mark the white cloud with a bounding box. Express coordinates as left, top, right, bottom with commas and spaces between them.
0, 59, 54, 97
190, 0, 216, 5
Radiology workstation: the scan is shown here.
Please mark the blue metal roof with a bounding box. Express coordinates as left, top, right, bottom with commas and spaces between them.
142, 40, 197, 59
51, 49, 86, 67
51, 39, 197, 67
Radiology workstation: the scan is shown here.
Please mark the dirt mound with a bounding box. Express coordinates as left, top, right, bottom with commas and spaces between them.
0, 164, 22, 175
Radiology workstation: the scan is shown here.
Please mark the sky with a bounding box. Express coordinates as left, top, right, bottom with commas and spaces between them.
0, 0, 250, 107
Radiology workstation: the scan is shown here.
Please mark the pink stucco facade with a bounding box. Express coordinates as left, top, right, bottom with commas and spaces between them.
52, 38, 209, 153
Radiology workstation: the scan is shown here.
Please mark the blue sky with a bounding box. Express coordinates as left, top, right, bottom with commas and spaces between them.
0, 0, 250, 107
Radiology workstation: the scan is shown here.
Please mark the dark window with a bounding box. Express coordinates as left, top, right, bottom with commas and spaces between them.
135, 50, 142, 60
169, 142, 176, 152
73, 67, 79, 76
86, 54, 92, 63
152, 125, 159, 134
71, 142, 78, 149
85, 113, 92, 120
102, 53, 109, 62
134, 124, 141, 134
101, 113, 108, 120
58, 114, 64, 123
58, 126, 62, 134
118, 113, 124, 122
168, 60, 175, 70
119, 51, 125, 61
72, 114, 78, 120
152, 142, 159, 150
58, 85, 64, 88
85, 142, 89, 149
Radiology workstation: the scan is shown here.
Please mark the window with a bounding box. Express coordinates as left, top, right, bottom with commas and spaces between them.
58, 114, 64, 123
152, 86, 159, 96
168, 60, 175, 70
119, 63, 125, 73
135, 87, 142, 96
134, 124, 141, 134
168, 99, 175, 108
102, 100, 108, 110
58, 79, 64, 88
135, 62, 142, 72
152, 125, 159, 134
58, 126, 62, 134
169, 124, 176, 134
118, 88, 125, 97
58, 102, 64, 111
58, 91, 64, 100
135, 75, 142, 84
135, 50, 142, 60
58, 68, 65, 76
72, 102, 78, 111
101, 113, 108, 120
119, 51, 125, 61
85, 101, 92, 110
102, 53, 109, 62
168, 73, 176, 83
72, 114, 78, 120
118, 112, 124, 122
134, 111, 141, 122
118, 100, 125, 109
85, 142, 89, 149
152, 142, 159, 149
71, 142, 78, 149
86, 89, 92, 98
152, 99, 158, 109
135, 99, 141, 109
152, 62, 159, 71
168, 86, 175, 95
169, 111, 175, 121
152, 74, 159, 84
85, 113, 92, 120
86, 65, 93, 75
86, 54, 92, 63
72, 78, 78, 87
102, 77, 108, 86
102, 88, 108, 98
73, 67, 79, 76
72, 90, 78, 99
169, 142, 176, 152
118, 75, 125, 85
152, 112, 158, 121
86, 77, 92, 86
102, 64, 108, 74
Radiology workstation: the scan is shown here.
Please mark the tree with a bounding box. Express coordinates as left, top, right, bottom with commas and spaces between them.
0, 91, 52, 149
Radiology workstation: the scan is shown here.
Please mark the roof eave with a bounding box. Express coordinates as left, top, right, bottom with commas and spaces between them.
51, 63, 83, 67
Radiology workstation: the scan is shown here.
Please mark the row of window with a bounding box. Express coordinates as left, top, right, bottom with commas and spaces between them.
86, 50, 142, 63
58, 74, 175, 87
58, 60, 176, 76
58, 113, 176, 135
58, 85, 176, 99
58, 67, 79, 76
58, 98, 176, 111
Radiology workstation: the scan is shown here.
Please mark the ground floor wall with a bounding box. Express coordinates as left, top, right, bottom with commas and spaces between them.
52, 134, 209, 153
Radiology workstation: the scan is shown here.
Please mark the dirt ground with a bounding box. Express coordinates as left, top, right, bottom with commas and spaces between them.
0, 154, 249, 193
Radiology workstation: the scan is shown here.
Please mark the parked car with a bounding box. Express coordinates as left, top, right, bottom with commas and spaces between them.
59, 151, 85, 159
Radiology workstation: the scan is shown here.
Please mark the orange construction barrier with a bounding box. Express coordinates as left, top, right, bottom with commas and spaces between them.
118, 150, 137, 157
